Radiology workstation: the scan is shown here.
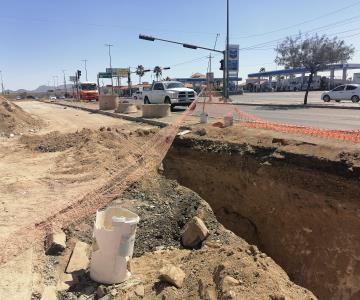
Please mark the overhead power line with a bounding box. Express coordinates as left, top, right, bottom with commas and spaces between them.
232, 0, 360, 39
238, 14, 360, 51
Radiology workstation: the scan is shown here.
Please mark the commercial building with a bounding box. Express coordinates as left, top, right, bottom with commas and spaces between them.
246, 63, 360, 92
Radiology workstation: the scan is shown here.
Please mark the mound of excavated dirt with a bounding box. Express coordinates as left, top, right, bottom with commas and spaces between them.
164, 127, 360, 299
20, 127, 158, 183
37, 175, 315, 300
0, 98, 41, 136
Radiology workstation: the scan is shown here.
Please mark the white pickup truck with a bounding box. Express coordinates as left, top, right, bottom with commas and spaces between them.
142, 81, 196, 110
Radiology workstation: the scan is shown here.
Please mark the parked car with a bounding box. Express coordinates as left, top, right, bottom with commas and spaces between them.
15, 96, 22, 100
49, 96, 57, 102
322, 84, 360, 103
132, 91, 143, 100
142, 81, 196, 110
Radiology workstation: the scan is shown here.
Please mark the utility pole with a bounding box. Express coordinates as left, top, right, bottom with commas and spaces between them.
62, 70, 67, 97
53, 76, 57, 93
81, 59, 88, 81
0, 70, 4, 95
208, 34, 220, 85
225, 0, 230, 100
105, 44, 114, 94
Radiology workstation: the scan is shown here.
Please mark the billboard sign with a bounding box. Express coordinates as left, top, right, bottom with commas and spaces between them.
106, 68, 128, 77
228, 44, 239, 72
98, 72, 112, 79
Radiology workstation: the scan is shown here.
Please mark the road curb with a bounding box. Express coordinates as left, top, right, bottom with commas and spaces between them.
41, 101, 171, 128
232, 102, 360, 110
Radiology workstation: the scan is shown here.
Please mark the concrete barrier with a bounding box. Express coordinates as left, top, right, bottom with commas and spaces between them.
142, 104, 171, 118
116, 103, 138, 114
99, 95, 118, 110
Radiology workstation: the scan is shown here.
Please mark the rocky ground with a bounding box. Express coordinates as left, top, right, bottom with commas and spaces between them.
33, 173, 316, 300
0, 101, 328, 300
163, 124, 360, 300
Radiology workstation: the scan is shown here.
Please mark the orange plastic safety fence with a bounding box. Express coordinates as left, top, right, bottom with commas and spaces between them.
0, 92, 201, 265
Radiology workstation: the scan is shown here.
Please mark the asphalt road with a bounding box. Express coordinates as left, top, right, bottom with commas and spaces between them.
231, 105, 360, 130
231, 91, 360, 107
232, 91, 324, 104
174, 91, 359, 130
218, 91, 359, 130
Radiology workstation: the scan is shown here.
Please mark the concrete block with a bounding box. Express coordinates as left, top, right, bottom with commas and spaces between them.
99, 95, 118, 110
223, 116, 234, 127
142, 104, 171, 118
66, 241, 90, 273
116, 103, 138, 114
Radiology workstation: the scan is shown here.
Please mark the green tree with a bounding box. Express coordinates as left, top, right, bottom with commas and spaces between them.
275, 34, 354, 104
153, 66, 162, 81
136, 65, 145, 84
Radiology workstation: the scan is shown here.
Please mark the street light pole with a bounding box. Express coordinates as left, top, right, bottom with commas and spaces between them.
105, 44, 114, 94
0, 70, 4, 95
62, 70, 67, 97
81, 59, 88, 81
226, 0, 230, 99
53, 76, 57, 93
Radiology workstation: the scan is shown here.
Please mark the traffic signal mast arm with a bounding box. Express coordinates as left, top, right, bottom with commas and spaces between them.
139, 35, 224, 54
139, 34, 227, 98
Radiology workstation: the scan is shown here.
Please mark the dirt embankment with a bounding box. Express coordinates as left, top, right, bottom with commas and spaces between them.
0, 98, 42, 136
11, 126, 315, 300
163, 125, 360, 300
43, 175, 316, 300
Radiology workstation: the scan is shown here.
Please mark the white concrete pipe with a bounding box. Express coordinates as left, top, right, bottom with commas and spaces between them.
90, 207, 140, 284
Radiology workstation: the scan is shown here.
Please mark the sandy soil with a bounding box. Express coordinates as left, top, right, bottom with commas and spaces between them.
0, 98, 42, 137
0, 101, 325, 300
164, 125, 360, 299
0, 101, 156, 300
189, 123, 360, 168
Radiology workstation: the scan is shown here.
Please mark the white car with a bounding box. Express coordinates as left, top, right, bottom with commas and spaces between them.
142, 81, 196, 110
49, 96, 57, 102
322, 84, 360, 103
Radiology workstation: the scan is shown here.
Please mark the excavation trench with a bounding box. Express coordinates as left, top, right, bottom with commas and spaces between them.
163, 136, 360, 300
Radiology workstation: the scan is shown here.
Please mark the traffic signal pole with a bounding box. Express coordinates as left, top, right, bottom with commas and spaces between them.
139, 34, 228, 99
225, 0, 230, 100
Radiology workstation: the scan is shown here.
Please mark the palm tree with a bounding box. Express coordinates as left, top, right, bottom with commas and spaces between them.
136, 65, 145, 84
259, 67, 266, 73
153, 66, 162, 81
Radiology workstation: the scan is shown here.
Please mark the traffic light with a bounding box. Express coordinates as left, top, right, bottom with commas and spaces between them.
220, 59, 224, 71
77, 70, 82, 78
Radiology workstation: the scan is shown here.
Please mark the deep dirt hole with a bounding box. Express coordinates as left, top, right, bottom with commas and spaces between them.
163, 137, 360, 300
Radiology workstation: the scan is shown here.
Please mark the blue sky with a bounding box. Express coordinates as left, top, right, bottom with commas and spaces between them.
1, 0, 360, 90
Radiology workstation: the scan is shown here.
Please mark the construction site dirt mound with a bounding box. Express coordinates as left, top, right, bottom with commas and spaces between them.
164, 124, 360, 300
47, 175, 315, 300
0, 98, 42, 136
20, 127, 158, 182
